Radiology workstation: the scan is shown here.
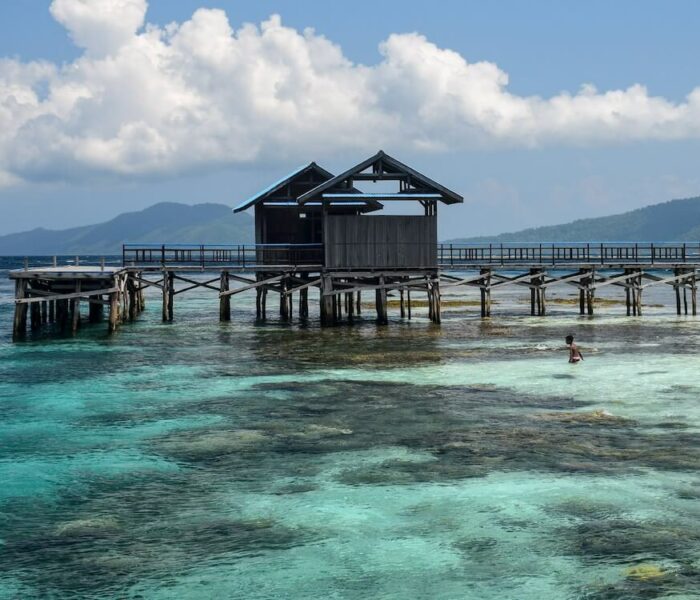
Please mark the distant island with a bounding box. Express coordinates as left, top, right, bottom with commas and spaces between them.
447, 196, 700, 243
0, 202, 253, 255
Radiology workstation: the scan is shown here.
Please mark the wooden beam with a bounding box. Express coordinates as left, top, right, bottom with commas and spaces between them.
129, 274, 164, 290
220, 274, 284, 297
172, 274, 220, 293
15, 286, 118, 304
283, 278, 322, 295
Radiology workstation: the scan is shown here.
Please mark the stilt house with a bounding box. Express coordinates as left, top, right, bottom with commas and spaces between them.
234, 151, 463, 269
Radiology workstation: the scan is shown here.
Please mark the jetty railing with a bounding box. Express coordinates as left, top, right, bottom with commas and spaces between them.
437, 242, 700, 266
122, 243, 324, 267
122, 242, 700, 268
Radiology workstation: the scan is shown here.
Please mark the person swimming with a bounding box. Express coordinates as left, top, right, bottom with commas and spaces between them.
566, 334, 583, 363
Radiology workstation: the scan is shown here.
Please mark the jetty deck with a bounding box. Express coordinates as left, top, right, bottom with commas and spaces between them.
9, 241, 700, 340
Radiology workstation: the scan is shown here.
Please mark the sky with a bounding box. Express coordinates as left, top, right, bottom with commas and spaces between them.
1, 0, 699, 239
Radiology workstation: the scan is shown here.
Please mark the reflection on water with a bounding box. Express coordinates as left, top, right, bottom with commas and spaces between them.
2, 258, 700, 598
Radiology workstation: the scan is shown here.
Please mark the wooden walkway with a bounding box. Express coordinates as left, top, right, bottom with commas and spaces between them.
8, 242, 700, 339
121, 242, 700, 268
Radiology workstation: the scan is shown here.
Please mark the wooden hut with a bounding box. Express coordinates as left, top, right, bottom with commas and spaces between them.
234, 150, 463, 270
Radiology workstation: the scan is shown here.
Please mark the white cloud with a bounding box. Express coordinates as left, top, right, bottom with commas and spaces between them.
1, 0, 700, 187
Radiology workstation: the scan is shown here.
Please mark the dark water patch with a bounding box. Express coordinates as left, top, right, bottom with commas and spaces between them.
662, 384, 698, 395
273, 481, 318, 495
545, 499, 622, 522
581, 562, 700, 599
654, 420, 688, 430
0, 466, 316, 597
676, 487, 700, 500
337, 458, 487, 487
562, 518, 700, 563
151, 380, 700, 483
453, 536, 499, 555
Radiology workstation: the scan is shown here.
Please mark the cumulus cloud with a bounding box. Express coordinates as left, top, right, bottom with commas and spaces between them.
1, 0, 699, 187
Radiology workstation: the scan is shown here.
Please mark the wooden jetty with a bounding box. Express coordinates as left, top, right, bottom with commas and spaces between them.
8, 151, 700, 339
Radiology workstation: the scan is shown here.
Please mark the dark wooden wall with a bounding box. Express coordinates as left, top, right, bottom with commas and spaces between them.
324, 215, 437, 269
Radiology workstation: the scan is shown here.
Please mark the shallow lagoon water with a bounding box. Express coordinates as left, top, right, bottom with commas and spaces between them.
2, 259, 700, 598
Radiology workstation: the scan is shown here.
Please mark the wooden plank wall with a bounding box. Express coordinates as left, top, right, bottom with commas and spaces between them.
325, 215, 437, 269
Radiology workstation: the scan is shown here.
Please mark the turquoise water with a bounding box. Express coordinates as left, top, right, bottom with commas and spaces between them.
2, 258, 700, 599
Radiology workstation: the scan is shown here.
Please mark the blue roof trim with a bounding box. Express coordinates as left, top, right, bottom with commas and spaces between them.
322, 193, 443, 199
233, 164, 311, 213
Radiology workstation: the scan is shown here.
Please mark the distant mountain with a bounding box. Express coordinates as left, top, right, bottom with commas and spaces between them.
447, 196, 700, 243
0, 202, 253, 255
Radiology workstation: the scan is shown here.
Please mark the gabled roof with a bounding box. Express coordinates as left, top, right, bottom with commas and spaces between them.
233, 162, 382, 213
233, 162, 332, 213
297, 150, 463, 205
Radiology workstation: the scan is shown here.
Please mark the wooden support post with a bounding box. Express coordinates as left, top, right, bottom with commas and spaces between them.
300, 287, 309, 319
108, 289, 119, 333
56, 299, 68, 331
120, 277, 128, 321
400, 288, 405, 318
262, 288, 267, 320
41, 301, 48, 324
433, 278, 441, 324
30, 299, 42, 330
320, 276, 334, 327
637, 273, 643, 317
407, 288, 412, 320
692, 274, 698, 317
486, 274, 492, 317
255, 286, 262, 320
89, 297, 104, 323
138, 272, 146, 311
220, 271, 231, 321
684, 283, 689, 316
279, 278, 292, 321
540, 285, 547, 316
128, 276, 137, 321
49, 300, 55, 323
674, 269, 681, 316
162, 271, 173, 322
480, 268, 491, 318
586, 270, 595, 316
531, 269, 537, 316
356, 291, 361, 316
376, 276, 388, 324
167, 272, 174, 321
625, 269, 632, 317
71, 282, 81, 333
580, 270, 588, 316
346, 292, 354, 318
279, 281, 286, 318
162, 271, 170, 322
427, 279, 434, 322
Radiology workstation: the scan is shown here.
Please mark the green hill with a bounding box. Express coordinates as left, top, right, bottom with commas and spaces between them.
0, 202, 253, 255
447, 196, 700, 243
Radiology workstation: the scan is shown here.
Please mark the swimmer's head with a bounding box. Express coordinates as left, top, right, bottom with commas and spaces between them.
565, 334, 574, 344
